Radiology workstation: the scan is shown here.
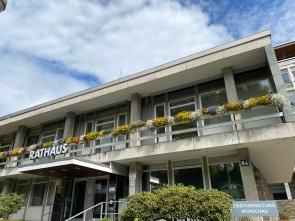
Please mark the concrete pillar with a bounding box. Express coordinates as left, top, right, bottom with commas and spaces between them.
130, 94, 141, 147
223, 67, 243, 130
84, 178, 95, 220
201, 156, 211, 189
129, 162, 142, 195
167, 160, 173, 185
63, 112, 76, 139
14, 125, 28, 147
9, 125, 27, 168
265, 45, 295, 122
237, 148, 259, 200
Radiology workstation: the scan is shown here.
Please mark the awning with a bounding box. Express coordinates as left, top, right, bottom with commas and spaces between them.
17, 157, 127, 179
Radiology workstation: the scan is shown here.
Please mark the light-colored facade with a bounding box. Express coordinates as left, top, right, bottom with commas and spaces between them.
1, 30, 295, 221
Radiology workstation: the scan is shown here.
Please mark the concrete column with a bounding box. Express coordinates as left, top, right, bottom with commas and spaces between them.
9, 125, 27, 168
201, 156, 211, 189
129, 162, 142, 195
265, 45, 295, 122
84, 178, 95, 220
130, 94, 141, 147
167, 160, 173, 185
223, 67, 243, 130
237, 148, 259, 200
63, 112, 76, 139
14, 125, 28, 147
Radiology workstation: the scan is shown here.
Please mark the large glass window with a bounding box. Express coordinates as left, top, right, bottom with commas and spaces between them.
287, 90, 295, 112
155, 104, 166, 135
281, 69, 293, 88
270, 183, 288, 200
200, 88, 230, 125
30, 182, 46, 206
16, 183, 31, 206
169, 97, 196, 140
96, 117, 114, 153
236, 79, 277, 119
209, 163, 245, 200
0, 141, 12, 168
84, 122, 93, 148
142, 170, 168, 192
40, 130, 56, 143
174, 167, 203, 189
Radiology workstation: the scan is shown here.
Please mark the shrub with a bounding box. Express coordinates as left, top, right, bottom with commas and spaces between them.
101, 218, 113, 221
0, 193, 24, 218
279, 210, 291, 220
119, 185, 232, 221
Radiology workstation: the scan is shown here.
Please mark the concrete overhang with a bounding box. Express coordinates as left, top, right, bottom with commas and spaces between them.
17, 157, 127, 179
89, 122, 295, 184
0, 30, 272, 134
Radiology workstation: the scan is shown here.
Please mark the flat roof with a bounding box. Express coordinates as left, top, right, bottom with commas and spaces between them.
0, 30, 271, 122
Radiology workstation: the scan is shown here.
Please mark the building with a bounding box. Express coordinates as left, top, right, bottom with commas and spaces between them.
0, 30, 295, 221
274, 41, 295, 201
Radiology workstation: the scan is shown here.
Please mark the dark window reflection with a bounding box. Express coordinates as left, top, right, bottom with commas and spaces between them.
142, 170, 168, 192
174, 167, 204, 189
209, 163, 245, 200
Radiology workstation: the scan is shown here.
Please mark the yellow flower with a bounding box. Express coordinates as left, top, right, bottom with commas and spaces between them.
225, 102, 243, 111
256, 95, 272, 105
86, 131, 100, 141
112, 125, 131, 136
64, 137, 73, 144
43, 141, 54, 148
152, 117, 168, 129
174, 111, 192, 123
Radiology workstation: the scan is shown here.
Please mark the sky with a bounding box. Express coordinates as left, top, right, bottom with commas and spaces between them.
0, 0, 295, 117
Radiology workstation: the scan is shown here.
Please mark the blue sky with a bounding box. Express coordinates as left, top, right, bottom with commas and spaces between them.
0, 0, 294, 116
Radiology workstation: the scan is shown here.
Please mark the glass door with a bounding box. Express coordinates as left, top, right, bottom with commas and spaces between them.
71, 180, 86, 218
93, 178, 108, 219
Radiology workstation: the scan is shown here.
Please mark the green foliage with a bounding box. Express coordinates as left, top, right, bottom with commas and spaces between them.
279, 210, 292, 219
0, 193, 24, 218
101, 218, 113, 221
119, 185, 232, 221
239, 216, 253, 221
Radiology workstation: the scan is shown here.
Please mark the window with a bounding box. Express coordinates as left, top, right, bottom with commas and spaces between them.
84, 122, 93, 148
25, 135, 40, 146
0, 141, 12, 168
270, 183, 288, 200
169, 97, 196, 140
46, 181, 56, 206
142, 170, 168, 192
117, 114, 127, 141
200, 88, 230, 125
142, 163, 168, 192
236, 78, 276, 118
96, 117, 114, 153
281, 69, 292, 88
16, 183, 31, 206
174, 167, 203, 189
287, 90, 295, 111
209, 163, 245, 200
155, 104, 165, 134
40, 130, 56, 143
30, 182, 46, 206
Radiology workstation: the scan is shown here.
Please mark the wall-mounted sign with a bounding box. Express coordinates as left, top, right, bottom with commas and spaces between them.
232, 201, 279, 217
129, 173, 136, 195
29, 144, 68, 160
240, 159, 249, 167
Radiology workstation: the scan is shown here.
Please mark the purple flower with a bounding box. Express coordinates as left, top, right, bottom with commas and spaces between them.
36, 143, 43, 149
208, 106, 217, 115
103, 129, 113, 135
268, 94, 272, 100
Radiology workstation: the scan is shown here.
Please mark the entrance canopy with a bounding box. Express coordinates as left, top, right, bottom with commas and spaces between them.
18, 157, 127, 179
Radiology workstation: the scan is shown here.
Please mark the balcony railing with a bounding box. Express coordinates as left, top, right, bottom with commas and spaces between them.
0, 111, 283, 169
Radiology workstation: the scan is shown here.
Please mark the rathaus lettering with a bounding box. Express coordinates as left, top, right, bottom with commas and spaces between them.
29, 144, 68, 160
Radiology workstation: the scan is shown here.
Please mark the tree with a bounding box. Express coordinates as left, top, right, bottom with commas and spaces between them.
119, 185, 232, 221
0, 193, 24, 218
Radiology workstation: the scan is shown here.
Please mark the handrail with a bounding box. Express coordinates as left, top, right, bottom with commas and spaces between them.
65, 202, 104, 221
0, 111, 283, 167
65, 200, 127, 221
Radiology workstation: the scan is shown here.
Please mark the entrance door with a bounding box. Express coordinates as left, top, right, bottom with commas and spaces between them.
71, 180, 86, 218
93, 178, 108, 219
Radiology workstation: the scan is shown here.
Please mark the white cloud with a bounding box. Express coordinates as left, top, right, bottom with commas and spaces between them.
0, 0, 233, 116
221, 0, 295, 44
